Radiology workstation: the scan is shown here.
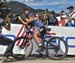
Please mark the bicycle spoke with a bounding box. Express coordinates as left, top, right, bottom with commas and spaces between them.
47, 37, 68, 60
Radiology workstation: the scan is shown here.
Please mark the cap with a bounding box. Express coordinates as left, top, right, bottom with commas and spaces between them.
67, 6, 74, 9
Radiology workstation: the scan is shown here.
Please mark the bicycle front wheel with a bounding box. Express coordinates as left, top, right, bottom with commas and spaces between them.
12, 37, 33, 60
47, 37, 68, 60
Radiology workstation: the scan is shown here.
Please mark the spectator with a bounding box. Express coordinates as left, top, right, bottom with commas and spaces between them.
47, 11, 58, 26
58, 10, 68, 26
43, 13, 49, 24
66, 6, 75, 27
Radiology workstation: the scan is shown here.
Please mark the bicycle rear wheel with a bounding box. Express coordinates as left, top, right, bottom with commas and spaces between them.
12, 37, 33, 60
46, 37, 68, 60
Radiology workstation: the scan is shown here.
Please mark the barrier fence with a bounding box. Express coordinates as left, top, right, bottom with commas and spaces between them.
1, 24, 75, 55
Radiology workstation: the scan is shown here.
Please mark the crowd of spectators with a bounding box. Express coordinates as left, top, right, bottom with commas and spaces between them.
43, 6, 75, 27
0, 5, 75, 27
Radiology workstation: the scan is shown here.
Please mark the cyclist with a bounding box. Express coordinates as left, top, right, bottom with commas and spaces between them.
0, 13, 14, 62
18, 7, 46, 52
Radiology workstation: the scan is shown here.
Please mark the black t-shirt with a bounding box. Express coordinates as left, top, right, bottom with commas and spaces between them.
20, 13, 34, 26
19, 13, 34, 26
47, 17, 58, 25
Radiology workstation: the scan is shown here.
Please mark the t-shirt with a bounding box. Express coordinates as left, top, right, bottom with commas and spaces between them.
67, 12, 75, 27
20, 13, 27, 21
19, 13, 34, 26
69, 12, 75, 19
68, 12, 75, 23
47, 17, 58, 25
58, 19, 66, 26
0, 18, 6, 33
18, 13, 27, 24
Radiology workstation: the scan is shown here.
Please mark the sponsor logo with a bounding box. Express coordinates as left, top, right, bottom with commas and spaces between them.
45, 36, 75, 48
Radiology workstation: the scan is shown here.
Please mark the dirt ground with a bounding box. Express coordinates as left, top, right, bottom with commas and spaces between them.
0, 55, 75, 63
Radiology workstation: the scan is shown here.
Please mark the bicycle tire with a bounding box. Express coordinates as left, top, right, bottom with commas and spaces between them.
12, 37, 33, 60
46, 37, 68, 60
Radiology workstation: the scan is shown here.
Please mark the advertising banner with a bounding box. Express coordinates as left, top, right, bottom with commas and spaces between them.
0, 24, 75, 55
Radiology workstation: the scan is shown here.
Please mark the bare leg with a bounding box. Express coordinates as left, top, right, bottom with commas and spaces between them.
34, 31, 42, 46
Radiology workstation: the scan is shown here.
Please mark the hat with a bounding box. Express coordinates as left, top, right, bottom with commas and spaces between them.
67, 6, 74, 9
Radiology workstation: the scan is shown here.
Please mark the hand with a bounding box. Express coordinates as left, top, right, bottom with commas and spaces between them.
5, 23, 11, 31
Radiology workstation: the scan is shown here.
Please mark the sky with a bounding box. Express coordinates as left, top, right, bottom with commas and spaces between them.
7, 0, 75, 12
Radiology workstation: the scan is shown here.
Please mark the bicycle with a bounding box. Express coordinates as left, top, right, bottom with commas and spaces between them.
12, 25, 68, 60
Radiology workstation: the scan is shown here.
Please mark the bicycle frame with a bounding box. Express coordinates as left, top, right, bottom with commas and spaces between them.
16, 25, 56, 48
17, 26, 34, 48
